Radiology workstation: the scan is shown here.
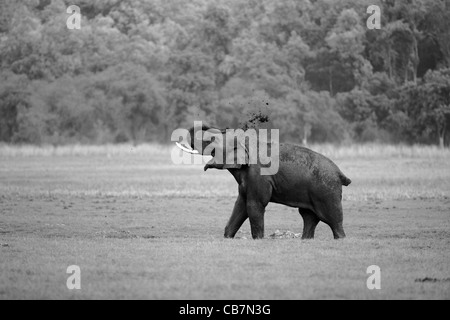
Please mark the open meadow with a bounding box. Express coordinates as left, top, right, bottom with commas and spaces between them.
0, 144, 449, 299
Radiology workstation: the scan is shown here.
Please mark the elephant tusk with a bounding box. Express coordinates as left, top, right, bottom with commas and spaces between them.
175, 142, 199, 154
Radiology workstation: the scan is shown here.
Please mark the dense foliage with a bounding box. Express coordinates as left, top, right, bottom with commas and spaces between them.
0, 0, 449, 146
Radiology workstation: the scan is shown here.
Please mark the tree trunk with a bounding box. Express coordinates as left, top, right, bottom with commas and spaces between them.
302, 125, 308, 146
302, 123, 311, 146
387, 45, 392, 79
329, 66, 333, 95
411, 34, 419, 84
404, 65, 408, 84
438, 121, 446, 149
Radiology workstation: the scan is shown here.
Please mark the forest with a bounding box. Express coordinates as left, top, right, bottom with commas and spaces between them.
0, 0, 449, 146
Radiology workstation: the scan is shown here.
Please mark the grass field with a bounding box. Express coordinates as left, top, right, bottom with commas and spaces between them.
0, 144, 449, 299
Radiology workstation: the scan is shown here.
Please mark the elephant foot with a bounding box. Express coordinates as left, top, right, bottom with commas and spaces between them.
224, 233, 235, 239
250, 229, 264, 239
249, 223, 264, 239
224, 226, 238, 239
301, 233, 315, 240
331, 223, 346, 239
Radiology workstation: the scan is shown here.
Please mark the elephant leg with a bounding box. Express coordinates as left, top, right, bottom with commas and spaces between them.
326, 205, 346, 240
299, 209, 320, 240
313, 198, 346, 239
247, 201, 266, 239
224, 195, 248, 238
330, 222, 346, 239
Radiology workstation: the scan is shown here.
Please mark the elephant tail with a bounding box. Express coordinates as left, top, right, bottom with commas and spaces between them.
339, 172, 352, 186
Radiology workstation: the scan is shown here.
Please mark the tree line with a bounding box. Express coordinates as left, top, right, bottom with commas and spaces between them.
0, 0, 449, 146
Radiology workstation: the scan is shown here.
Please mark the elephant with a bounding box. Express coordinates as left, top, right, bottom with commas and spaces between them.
177, 124, 351, 240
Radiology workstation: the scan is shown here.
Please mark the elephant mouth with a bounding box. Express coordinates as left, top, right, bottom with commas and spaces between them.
175, 142, 199, 154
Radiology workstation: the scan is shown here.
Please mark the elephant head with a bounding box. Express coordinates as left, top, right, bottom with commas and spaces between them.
178, 123, 279, 174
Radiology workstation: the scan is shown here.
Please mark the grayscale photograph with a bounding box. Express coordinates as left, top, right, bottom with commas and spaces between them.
0, 0, 449, 302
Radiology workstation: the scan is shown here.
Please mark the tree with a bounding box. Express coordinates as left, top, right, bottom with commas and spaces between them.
421, 0, 450, 69
326, 8, 371, 91
421, 69, 450, 147
394, 68, 450, 147
0, 72, 30, 142
285, 91, 316, 145
201, 3, 235, 88
367, 0, 428, 84
165, 48, 217, 128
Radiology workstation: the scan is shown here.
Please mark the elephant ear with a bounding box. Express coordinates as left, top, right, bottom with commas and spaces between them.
203, 129, 249, 171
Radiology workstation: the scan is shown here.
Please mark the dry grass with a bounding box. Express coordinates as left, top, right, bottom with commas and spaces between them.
1, 143, 449, 159
0, 143, 167, 157
311, 143, 450, 160
1, 143, 449, 201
